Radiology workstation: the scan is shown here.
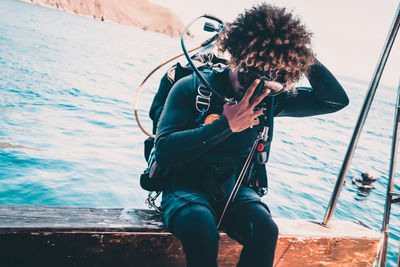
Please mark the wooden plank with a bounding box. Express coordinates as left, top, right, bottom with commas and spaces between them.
0, 205, 382, 266
0, 205, 165, 232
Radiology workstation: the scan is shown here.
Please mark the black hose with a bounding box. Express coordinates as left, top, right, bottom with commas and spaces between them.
180, 15, 233, 103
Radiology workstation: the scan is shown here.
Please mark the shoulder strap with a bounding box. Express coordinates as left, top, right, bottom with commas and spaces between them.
194, 70, 214, 113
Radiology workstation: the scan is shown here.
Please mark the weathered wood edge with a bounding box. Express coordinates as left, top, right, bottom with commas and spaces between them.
0, 204, 382, 239
0, 204, 383, 267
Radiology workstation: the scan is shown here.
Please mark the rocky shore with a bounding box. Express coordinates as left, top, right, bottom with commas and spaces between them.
20, 0, 185, 38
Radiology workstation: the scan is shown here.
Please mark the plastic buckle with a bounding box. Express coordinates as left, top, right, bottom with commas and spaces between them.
196, 85, 212, 112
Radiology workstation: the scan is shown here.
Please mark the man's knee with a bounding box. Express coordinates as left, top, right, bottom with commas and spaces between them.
257, 217, 279, 242
252, 209, 279, 245
172, 204, 219, 244
239, 203, 279, 244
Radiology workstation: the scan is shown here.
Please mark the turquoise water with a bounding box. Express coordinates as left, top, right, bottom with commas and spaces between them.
1, 0, 399, 265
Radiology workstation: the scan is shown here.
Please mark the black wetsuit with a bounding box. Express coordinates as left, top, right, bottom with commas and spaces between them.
154, 61, 349, 267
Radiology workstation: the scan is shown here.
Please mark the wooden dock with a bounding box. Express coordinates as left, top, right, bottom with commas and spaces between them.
0, 205, 382, 266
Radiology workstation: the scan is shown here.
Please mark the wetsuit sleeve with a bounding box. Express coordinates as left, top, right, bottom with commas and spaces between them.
154, 76, 233, 169
274, 60, 349, 117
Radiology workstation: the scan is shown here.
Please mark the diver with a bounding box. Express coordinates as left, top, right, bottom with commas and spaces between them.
154, 3, 349, 267
352, 171, 378, 198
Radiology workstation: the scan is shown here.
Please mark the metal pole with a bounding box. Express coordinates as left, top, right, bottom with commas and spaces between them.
397, 242, 400, 267
322, 3, 400, 226
377, 79, 400, 267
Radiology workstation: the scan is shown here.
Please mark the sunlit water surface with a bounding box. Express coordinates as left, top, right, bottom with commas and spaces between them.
1, 0, 399, 265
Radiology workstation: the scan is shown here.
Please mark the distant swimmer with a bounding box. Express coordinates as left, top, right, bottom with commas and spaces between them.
352, 171, 378, 198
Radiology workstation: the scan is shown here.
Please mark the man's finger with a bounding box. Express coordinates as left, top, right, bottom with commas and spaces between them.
250, 88, 270, 109
251, 109, 264, 119
241, 79, 260, 103
251, 118, 260, 126
223, 103, 232, 109
264, 80, 282, 90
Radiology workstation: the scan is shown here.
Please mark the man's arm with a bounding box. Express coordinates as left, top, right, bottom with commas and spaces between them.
154, 76, 232, 169
274, 60, 349, 117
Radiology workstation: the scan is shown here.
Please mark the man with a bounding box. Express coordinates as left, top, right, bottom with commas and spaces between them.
154, 3, 349, 267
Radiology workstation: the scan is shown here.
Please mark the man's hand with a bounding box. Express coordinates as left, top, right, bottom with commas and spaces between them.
223, 79, 270, 133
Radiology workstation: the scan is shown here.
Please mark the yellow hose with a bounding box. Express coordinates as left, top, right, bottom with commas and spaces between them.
134, 45, 203, 138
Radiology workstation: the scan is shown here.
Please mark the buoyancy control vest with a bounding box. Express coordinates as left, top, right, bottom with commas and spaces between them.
140, 52, 274, 197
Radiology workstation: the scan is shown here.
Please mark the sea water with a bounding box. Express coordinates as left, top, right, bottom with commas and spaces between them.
0, 0, 399, 265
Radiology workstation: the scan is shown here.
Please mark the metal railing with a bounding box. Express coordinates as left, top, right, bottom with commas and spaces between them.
378, 79, 400, 266
322, 2, 400, 227
320, 2, 400, 266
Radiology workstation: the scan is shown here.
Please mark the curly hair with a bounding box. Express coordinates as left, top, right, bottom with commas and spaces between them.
217, 3, 315, 86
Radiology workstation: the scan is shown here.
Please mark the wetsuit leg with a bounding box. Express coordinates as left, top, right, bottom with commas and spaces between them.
224, 202, 279, 267
171, 204, 219, 267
